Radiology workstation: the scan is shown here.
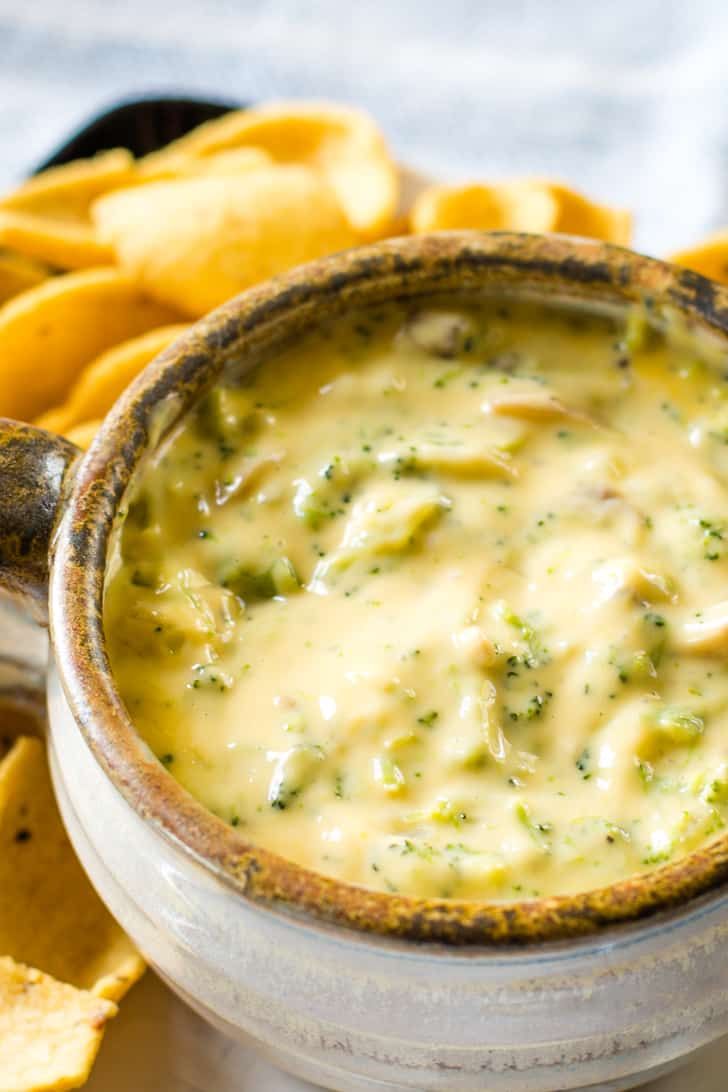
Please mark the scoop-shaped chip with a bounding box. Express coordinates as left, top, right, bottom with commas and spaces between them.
410, 181, 559, 234
671, 231, 728, 285
0, 736, 145, 1000
411, 178, 631, 244
0, 268, 180, 419
534, 180, 632, 244
36, 323, 188, 435
0, 249, 49, 304
93, 166, 358, 317
138, 102, 399, 238
0, 210, 113, 270
0, 148, 135, 223
0, 956, 116, 1092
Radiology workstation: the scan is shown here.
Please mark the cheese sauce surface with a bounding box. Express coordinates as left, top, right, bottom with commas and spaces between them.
105, 296, 728, 900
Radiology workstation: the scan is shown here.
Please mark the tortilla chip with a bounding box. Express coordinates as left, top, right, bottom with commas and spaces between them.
671, 230, 728, 285
0, 149, 135, 224
535, 180, 632, 244
0, 268, 180, 419
0, 210, 113, 270
0, 737, 145, 1000
0, 249, 49, 305
93, 165, 358, 317
0, 149, 134, 272
145, 145, 273, 181
138, 102, 399, 238
410, 178, 631, 245
0, 956, 116, 1092
410, 181, 559, 234
36, 324, 188, 435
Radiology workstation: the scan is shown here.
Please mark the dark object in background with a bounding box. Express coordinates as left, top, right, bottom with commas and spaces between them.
33, 95, 239, 172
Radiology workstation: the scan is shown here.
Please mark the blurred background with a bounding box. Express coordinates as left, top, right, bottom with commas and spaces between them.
0, 0, 726, 265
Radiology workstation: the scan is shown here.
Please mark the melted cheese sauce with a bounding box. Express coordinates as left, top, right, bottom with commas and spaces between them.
105, 296, 728, 900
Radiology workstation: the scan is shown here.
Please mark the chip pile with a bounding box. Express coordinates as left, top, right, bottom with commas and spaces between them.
0, 99, 724, 1089
0, 99, 641, 446
0, 725, 144, 1091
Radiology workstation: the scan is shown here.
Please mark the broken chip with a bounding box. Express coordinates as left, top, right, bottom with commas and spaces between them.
0, 955, 116, 1092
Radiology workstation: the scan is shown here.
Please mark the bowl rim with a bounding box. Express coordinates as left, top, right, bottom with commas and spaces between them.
49, 230, 728, 945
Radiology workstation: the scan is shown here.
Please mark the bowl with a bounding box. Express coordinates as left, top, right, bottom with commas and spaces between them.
1, 231, 727, 1090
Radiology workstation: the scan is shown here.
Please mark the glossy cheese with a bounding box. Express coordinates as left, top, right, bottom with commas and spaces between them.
105, 296, 728, 899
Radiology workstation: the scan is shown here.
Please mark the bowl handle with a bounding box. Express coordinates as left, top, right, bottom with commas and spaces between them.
0, 419, 80, 623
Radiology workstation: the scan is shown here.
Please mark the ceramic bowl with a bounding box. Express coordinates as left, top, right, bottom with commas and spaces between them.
2, 232, 728, 1090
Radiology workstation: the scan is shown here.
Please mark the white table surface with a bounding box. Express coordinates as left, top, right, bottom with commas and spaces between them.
2, 3, 728, 1086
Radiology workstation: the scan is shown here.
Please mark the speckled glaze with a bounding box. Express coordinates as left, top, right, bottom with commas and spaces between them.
2, 233, 728, 1089
0, 422, 77, 621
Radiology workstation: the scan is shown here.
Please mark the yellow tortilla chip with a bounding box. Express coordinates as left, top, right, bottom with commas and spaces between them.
36, 324, 188, 435
0, 267, 180, 419
670, 230, 728, 285
144, 145, 273, 181
0, 736, 146, 1000
0, 956, 116, 1092
410, 178, 632, 245
0, 249, 49, 304
139, 101, 399, 238
0, 148, 135, 224
0, 210, 113, 270
0, 149, 134, 271
534, 180, 632, 244
93, 165, 357, 317
410, 181, 559, 234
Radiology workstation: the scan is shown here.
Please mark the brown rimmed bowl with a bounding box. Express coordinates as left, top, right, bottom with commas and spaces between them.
1, 232, 727, 1090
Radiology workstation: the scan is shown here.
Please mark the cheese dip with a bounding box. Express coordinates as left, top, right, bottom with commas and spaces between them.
105, 296, 728, 900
